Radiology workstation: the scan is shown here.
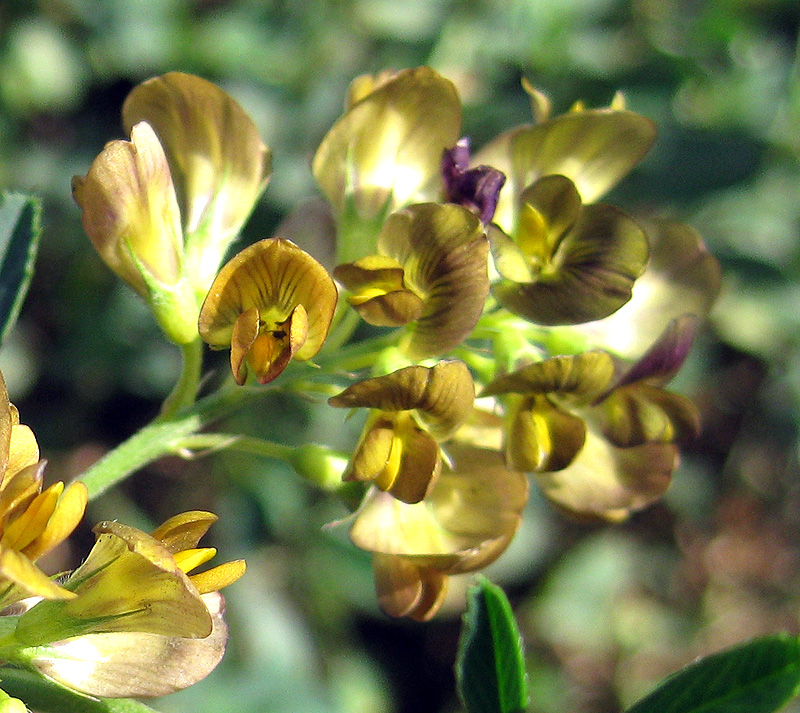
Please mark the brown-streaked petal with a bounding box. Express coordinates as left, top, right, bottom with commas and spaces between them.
533, 431, 676, 522
483, 351, 615, 401
312, 67, 461, 220
384, 424, 441, 504
378, 203, 489, 359
346, 417, 394, 485
578, 221, 721, 358
28, 591, 227, 698
72, 122, 183, 295
506, 394, 586, 472
122, 73, 270, 255
334, 256, 425, 327
494, 203, 649, 325
599, 385, 701, 448
199, 238, 337, 362
329, 361, 475, 441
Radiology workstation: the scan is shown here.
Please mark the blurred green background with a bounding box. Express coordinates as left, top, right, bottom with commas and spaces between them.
1, 1, 800, 711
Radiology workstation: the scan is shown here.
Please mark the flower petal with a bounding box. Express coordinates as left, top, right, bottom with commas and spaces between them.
493, 203, 649, 325
151, 511, 218, 553
477, 106, 656, 233
72, 122, 184, 294
329, 361, 475, 441
577, 220, 721, 358
199, 238, 337, 364
482, 351, 615, 401
15, 528, 212, 645
533, 431, 676, 522
312, 67, 461, 220
506, 394, 587, 472
378, 203, 489, 359
0, 547, 76, 609
123, 72, 271, 288
372, 553, 448, 621
352, 445, 528, 569
19, 482, 88, 563
334, 256, 425, 327
346, 415, 441, 504
28, 591, 228, 698
599, 385, 701, 448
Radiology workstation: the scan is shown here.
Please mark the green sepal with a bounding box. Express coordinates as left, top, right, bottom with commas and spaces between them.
456, 576, 528, 713
625, 633, 800, 713
0, 193, 41, 345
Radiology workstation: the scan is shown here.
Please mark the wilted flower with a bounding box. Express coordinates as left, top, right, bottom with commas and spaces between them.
312, 67, 462, 263
483, 316, 700, 521
0, 372, 87, 610
14, 512, 244, 697
199, 238, 338, 384
334, 203, 489, 359
73, 72, 270, 343
329, 361, 475, 504
351, 444, 528, 620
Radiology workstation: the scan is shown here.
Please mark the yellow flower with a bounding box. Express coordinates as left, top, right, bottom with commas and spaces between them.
16, 512, 244, 698
199, 238, 338, 384
350, 444, 528, 620
73, 72, 270, 344
0, 371, 87, 610
482, 317, 700, 521
329, 361, 475, 504
334, 203, 489, 359
488, 174, 649, 325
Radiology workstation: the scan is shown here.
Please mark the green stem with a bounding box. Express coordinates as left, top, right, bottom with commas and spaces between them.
77, 384, 247, 500
322, 305, 362, 355
171, 433, 294, 462
158, 337, 204, 420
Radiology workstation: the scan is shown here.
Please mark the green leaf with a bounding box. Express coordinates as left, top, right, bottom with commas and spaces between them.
625, 633, 800, 713
0, 667, 158, 713
0, 193, 41, 345
456, 576, 528, 713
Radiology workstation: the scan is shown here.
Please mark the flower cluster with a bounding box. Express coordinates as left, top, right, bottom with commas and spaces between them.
71, 68, 719, 624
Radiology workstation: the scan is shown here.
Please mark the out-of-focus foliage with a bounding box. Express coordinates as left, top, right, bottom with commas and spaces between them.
0, 1, 799, 712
